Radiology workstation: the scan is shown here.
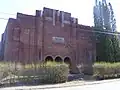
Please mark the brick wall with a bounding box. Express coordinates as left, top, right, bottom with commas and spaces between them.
2, 7, 96, 74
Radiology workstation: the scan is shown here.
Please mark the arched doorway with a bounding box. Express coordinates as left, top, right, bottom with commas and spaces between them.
45, 56, 53, 62
64, 57, 71, 67
55, 56, 62, 63
64, 57, 72, 73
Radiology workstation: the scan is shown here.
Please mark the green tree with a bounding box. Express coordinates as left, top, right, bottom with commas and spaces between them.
94, 27, 120, 62
104, 35, 114, 62
111, 34, 120, 62
93, 1, 120, 62
108, 2, 117, 32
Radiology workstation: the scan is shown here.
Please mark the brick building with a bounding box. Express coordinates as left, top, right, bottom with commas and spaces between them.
0, 7, 96, 74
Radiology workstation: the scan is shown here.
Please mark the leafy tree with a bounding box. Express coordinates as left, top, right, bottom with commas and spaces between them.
94, 27, 120, 62
93, 1, 120, 62
108, 2, 117, 32
111, 34, 120, 62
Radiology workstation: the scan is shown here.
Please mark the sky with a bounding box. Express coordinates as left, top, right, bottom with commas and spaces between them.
0, 0, 119, 40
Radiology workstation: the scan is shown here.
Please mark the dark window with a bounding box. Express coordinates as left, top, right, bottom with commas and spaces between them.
39, 50, 41, 60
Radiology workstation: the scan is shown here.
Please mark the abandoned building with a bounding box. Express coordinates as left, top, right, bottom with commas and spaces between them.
0, 7, 96, 74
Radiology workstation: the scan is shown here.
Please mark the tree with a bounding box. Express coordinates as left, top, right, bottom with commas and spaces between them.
104, 35, 114, 62
111, 34, 120, 62
94, 27, 120, 62
93, 1, 117, 32
108, 2, 117, 32
93, 1, 120, 62
95, 30, 114, 62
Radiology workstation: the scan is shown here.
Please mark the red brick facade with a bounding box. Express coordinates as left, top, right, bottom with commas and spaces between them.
1, 7, 96, 74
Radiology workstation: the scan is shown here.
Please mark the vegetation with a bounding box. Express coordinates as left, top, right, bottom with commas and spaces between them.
0, 62, 22, 79
93, 62, 120, 80
94, 27, 120, 62
94, 1, 120, 62
0, 61, 69, 85
18, 61, 69, 84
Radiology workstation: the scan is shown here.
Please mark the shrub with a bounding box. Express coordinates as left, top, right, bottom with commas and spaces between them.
17, 61, 69, 84
0, 62, 22, 80
93, 62, 120, 80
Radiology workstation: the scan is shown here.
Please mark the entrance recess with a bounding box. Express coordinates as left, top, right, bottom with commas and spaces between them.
45, 56, 53, 62
64, 57, 71, 66
64, 57, 72, 73
55, 56, 62, 63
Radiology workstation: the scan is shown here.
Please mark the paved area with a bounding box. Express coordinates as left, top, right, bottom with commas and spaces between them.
1, 79, 120, 90
45, 80, 120, 90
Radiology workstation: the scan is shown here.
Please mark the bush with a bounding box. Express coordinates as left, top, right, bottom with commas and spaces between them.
0, 62, 22, 80
17, 61, 69, 84
93, 62, 120, 80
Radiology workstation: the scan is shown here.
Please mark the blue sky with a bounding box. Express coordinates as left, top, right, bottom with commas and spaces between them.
0, 0, 119, 40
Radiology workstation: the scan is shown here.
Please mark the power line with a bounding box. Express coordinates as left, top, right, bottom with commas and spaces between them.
82, 29, 120, 35
0, 12, 16, 20
0, 12, 119, 35
0, 16, 119, 36
0, 17, 8, 20
0, 12, 15, 15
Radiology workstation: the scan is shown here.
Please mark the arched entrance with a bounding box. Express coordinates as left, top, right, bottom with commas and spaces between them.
64, 57, 72, 67
55, 56, 62, 63
45, 56, 53, 62
64, 57, 72, 73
